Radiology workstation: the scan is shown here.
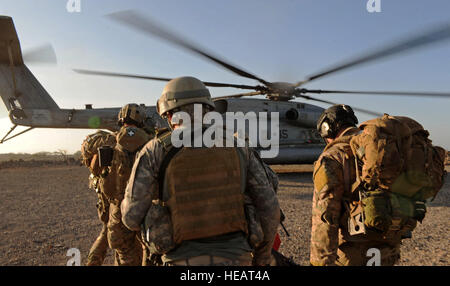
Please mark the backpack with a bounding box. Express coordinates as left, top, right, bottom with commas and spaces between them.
81, 130, 116, 176
349, 114, 447, 235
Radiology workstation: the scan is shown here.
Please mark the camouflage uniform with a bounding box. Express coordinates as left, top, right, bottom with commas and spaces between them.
86, 178, 112, 265
106, 125, 151, 266
82, 131, 116, 266
310, 127, 401, 266
121, 134, 280, 266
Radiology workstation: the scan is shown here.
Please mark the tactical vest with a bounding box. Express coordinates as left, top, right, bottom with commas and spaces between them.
157, 130, 248, 245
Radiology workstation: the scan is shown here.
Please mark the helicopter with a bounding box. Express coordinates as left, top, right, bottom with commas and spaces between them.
1, 12, 450, 164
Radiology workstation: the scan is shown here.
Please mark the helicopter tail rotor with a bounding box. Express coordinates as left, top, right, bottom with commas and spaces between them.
22, 43, 57, 65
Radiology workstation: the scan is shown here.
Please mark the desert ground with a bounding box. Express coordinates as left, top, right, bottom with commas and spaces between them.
0, 163, 448, 266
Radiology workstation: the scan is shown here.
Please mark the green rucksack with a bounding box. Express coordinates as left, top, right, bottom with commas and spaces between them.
349, 114, 447, 236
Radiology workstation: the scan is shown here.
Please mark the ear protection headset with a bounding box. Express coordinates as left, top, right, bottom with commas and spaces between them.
316, 104, 358, 139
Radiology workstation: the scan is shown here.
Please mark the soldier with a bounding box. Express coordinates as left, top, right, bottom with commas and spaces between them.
121, 76, 280, 266
107, 103, 153, 266
80, 130, 116, 266
310, 104, 401, 266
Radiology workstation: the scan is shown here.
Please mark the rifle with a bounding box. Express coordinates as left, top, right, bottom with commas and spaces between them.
271, 249, 300, 267
280, 209, 290, 237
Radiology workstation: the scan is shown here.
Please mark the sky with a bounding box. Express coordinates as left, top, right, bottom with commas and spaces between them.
0, 0, 449, 154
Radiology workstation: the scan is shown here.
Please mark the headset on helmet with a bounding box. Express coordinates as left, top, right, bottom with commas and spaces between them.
317, 104, 358, 139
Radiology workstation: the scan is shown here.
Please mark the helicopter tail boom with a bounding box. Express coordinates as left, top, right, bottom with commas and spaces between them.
0, 16, 60, 125
0, 16, 118, 143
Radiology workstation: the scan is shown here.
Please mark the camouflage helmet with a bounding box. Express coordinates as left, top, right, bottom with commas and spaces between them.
157, 76, 215, 117
317, 104, 358, 139
118, 103, 146, 127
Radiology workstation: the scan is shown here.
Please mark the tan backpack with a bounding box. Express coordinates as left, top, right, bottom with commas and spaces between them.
349, 114, 446, 235
81, 130, 116, 176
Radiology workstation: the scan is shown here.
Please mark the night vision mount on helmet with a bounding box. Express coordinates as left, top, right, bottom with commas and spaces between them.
117, 104, 146, 128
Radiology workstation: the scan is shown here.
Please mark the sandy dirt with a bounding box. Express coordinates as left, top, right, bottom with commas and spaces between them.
0, 165, 448, 266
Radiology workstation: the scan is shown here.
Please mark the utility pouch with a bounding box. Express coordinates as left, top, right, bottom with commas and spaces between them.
245, 203, 264, 249
390, 192, 426, 222
389, 192, 415, 218
360, 190, 392, 233
98, 145, 114, 167
141, 200, 176, 255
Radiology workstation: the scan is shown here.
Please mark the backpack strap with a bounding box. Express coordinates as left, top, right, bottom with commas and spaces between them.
157, 146, 182, 202
156, 129, 182, 202
342, 146, 352, 195
157, 129, 173, 152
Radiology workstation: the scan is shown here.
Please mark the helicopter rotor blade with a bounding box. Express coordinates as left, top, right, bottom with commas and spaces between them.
73, 69, 261, 90
203, 82, 263, 90
299, 89, 450, 98
73, 69, 172, 82
295, 22, 450, 87
213, 91, 265, 100
22, 43, 57, 65
106, 10, 270, 86
296, 94, 383, 117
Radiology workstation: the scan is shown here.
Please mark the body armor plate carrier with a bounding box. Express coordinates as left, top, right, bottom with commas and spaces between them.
163, 147, 248, 244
